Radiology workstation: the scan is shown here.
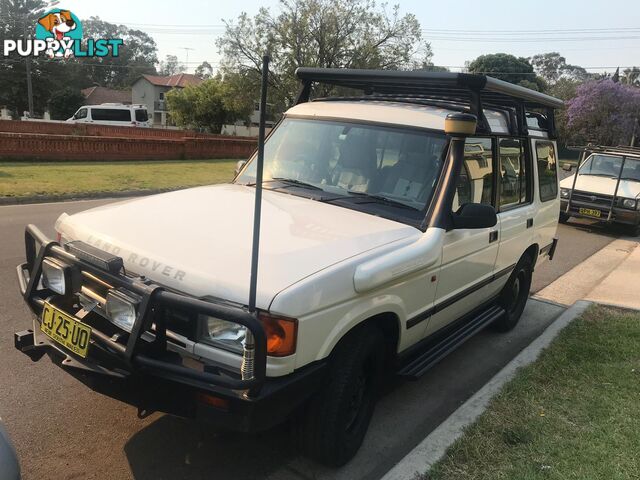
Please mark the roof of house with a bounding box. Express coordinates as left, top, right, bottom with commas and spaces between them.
81, 86, 131, 105
138, 73, 203, 88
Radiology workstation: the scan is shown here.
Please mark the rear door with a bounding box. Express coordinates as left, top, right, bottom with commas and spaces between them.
495, 137, 535, 278
425, 137, 500, 335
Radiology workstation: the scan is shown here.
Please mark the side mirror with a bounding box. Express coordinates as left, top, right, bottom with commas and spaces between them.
561, 163, 573, 172
452, 203, 497, 229
234, 160, 247, 177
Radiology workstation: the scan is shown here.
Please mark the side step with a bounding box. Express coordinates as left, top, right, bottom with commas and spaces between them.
398, 304, 505, 379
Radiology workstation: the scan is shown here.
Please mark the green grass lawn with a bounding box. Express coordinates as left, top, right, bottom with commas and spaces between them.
426, 305, 640, 480
0, 159, 238, 198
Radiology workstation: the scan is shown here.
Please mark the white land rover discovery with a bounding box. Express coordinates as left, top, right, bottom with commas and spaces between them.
15, 68, 562, 466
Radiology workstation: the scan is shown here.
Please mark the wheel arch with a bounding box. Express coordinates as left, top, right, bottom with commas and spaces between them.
319, 310, 402, 365
524, 243, 540, 269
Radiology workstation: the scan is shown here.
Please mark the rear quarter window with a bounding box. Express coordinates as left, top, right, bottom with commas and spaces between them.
90, 108, 132, 122
535, 141, 558, 202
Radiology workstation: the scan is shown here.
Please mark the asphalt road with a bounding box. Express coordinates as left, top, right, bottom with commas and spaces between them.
0, 198, 619, 480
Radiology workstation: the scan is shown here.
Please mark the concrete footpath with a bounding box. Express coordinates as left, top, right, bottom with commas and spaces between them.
535, 237, 640, 309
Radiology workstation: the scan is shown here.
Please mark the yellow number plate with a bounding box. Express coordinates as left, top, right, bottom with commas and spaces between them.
579, 207, 601, 218
40, 302, 91, 358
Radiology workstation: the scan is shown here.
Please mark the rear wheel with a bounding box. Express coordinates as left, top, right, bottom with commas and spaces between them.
559, 212, 570, 224
297, 326, 384, 467
493, 255, 533, 332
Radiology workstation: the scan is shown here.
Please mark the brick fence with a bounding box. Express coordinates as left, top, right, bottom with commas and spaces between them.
0, 120, 257, 160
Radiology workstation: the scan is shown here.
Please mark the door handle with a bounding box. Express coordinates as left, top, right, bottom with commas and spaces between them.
489, 231, 498, 243
526, 218, 534, 228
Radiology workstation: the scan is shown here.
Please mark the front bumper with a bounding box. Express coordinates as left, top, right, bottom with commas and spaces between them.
15, 225, 326, 432
561, 199, 640, 226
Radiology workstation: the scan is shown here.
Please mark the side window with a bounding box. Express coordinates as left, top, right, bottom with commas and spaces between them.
535, 141, 558, 202
498, 138, 530, 209
453, 138, 494, 211
74, 108, 87, 119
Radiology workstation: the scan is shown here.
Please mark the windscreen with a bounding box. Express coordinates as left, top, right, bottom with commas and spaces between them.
579, 154, 640, 181
236, 117, 448, 211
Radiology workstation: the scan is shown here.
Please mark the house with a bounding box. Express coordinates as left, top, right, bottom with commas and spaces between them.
132, 73, 202, 127
81, 86, 131, 105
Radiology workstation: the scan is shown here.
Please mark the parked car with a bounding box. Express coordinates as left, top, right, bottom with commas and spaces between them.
0, 419, 20, 480
67, 103, 151, 128
15, 69, 562, 467
560, 145, 640, 236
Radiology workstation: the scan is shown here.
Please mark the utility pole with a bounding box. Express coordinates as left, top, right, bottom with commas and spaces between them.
180, 47, 194, 73
24, 22, 34, 117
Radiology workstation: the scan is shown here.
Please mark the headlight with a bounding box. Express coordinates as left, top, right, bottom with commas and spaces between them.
622, 198, 637, 209
199, 312, 298, 357
200, 316, 247, 354
41, 258, 72, 295
105, 290, 139, 332
560, 188, 570, 199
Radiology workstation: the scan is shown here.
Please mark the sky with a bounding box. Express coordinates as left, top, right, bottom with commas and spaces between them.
54, 0, 640, 75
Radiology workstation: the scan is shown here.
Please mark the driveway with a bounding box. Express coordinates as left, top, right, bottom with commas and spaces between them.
0, 198, 620, 480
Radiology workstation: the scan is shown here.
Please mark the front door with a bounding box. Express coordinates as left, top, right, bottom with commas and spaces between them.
426, 137, 500, 336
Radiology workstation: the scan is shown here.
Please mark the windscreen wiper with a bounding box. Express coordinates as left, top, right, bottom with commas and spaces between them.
268, 177, 325, 191
618, 177, 640, 182
334, 190, 421, 211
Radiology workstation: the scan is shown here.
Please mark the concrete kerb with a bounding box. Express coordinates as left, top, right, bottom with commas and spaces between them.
0, 188, 174, 206
381, 300, 592, 480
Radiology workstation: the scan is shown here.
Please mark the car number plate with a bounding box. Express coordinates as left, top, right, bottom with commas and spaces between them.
579, 207, 601, 218
40, 302, 91, 358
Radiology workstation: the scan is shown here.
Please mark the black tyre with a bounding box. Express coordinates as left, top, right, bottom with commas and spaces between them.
493, 255, 533, 332
297, 326, 384, 467
627, 223, 640, 237
559, 212, 570, 224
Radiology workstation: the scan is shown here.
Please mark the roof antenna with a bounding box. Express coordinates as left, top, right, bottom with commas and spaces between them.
243, 53, 270, 381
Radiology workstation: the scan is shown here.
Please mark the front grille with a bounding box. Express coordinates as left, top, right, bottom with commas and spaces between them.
571, 190, 613, 207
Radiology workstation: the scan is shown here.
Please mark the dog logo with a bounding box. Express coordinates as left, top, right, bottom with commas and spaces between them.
35, 9, 82, 58
2, 9, 121, 59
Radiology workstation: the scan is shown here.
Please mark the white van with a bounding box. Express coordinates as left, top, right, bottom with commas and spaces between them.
67, 103, 151, 128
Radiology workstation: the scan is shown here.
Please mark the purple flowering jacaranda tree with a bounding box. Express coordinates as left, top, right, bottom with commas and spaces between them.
567, 79, 640, 146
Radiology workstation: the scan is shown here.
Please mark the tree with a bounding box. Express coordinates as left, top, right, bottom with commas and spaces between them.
216, 0, 429, 113
166, 77, 253, 133
622, 67, 640, 86
547, 78, 582, 144
0, 0, 47, 115
529, 52, 590, 84
48, 88, 85, 120
195, 61, 214, 79
467, 53, 545, 91
566, 79, 640, 145
72, 17, 159, 88
0, 8, 158, 115
158, 55, 184, 76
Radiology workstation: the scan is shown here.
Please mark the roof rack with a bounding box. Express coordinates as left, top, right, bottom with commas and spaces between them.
567, 144, 640, 158
294, 68, 564, 137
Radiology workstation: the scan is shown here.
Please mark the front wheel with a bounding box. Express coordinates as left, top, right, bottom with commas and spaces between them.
297, 326, 384, 467
493, 255, 533, 332
626, 222, 640, 237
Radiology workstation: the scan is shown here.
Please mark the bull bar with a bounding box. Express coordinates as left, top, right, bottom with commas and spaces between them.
16, 223, 268, 397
